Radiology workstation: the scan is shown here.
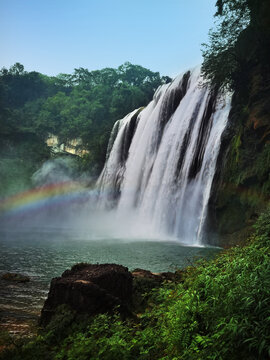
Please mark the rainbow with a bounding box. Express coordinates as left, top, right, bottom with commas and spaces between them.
1, 180, 268, 221
0, 181, 96, 218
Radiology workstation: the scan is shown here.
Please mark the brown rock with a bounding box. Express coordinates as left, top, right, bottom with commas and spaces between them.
132, 268, 162, 281
40, 263, 132, 326
132, 268, 183, 282
1, 272, 30, 283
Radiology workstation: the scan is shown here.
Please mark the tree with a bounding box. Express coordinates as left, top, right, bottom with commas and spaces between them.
36, 92, 68, 138
201, 0, 250, 90
201, 0, 270, 90
0, 62, 171, 171
9, 62, 25, 75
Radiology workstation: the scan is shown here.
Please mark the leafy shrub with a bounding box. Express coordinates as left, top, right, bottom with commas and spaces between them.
254, 206, 270, 240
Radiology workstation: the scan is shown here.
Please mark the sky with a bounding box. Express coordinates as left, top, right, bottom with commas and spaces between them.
0, 0, 217, 78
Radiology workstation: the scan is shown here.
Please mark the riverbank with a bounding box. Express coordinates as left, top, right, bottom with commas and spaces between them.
0, 229, 219, 339
1, 207, 270, 360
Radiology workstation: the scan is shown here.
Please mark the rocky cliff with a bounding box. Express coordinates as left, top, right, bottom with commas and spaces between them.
210, 0, 270, 245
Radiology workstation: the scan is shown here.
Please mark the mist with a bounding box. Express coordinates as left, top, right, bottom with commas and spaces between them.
0, 156, 173, 242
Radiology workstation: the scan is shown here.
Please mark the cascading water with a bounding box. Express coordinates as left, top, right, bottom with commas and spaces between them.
97, 67, 231, 245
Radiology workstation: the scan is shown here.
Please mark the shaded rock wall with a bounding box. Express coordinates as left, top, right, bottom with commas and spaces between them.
209, 0, 270, 245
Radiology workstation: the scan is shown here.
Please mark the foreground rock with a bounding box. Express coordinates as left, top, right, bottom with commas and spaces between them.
40, 263, 183, 327
1, 273, 30, 283
40, 263, 133, 326
131, 268, 183, 282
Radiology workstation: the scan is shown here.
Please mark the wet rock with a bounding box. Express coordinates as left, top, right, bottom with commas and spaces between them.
132, 268, 163, 281
131, 268, 183, 311
132, 268, 184, 282
1, 273, 30, 283
40, 263, 133, 326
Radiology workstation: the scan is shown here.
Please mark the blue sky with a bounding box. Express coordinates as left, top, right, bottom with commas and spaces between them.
0, 0, 216, 77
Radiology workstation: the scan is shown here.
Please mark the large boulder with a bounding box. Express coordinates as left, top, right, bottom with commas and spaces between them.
40, 263, 133, 326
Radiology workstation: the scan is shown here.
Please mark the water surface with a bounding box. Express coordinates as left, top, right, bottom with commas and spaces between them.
0, 228, 220, 334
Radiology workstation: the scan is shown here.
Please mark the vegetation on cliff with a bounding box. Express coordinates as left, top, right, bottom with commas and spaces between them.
1, 207, 270, 360
202, 0, 270, 235
201, 0, 250, 90
202, 0, 270, 91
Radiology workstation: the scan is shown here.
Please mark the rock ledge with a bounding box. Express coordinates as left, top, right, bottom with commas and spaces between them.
40, 263, 133, 326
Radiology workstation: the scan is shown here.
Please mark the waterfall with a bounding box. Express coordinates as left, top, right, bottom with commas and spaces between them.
97, 67, 231, 245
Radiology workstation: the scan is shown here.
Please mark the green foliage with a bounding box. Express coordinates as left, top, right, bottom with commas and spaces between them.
221, 126, 270, 205
254, 206, 270, 241
0, 62, 171, 173
255, 143, 270, 196
201, 0, 251, 90
43, 305, 77, 343
55, 315, 133, 360
0, 135, 50, 197
232, 132, 242, 164
0, 330, 13, 348
201, 0, 270, 90
4, 207, 270, 359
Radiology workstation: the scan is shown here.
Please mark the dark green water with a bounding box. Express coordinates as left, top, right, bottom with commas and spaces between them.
0, 228, 220, 334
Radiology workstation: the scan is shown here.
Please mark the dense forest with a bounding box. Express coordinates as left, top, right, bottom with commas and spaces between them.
0, 62, 170, 195
0, 62, 170, 169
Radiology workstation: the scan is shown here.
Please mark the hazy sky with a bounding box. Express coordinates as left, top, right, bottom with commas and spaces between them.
0, 0, 216, 77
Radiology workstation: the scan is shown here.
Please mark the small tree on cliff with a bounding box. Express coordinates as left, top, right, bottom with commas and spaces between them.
201, 0, 269, 90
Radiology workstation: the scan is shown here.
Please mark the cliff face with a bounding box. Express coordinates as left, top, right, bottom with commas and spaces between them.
210, 0, 270, 245
46, 134, 89, 157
